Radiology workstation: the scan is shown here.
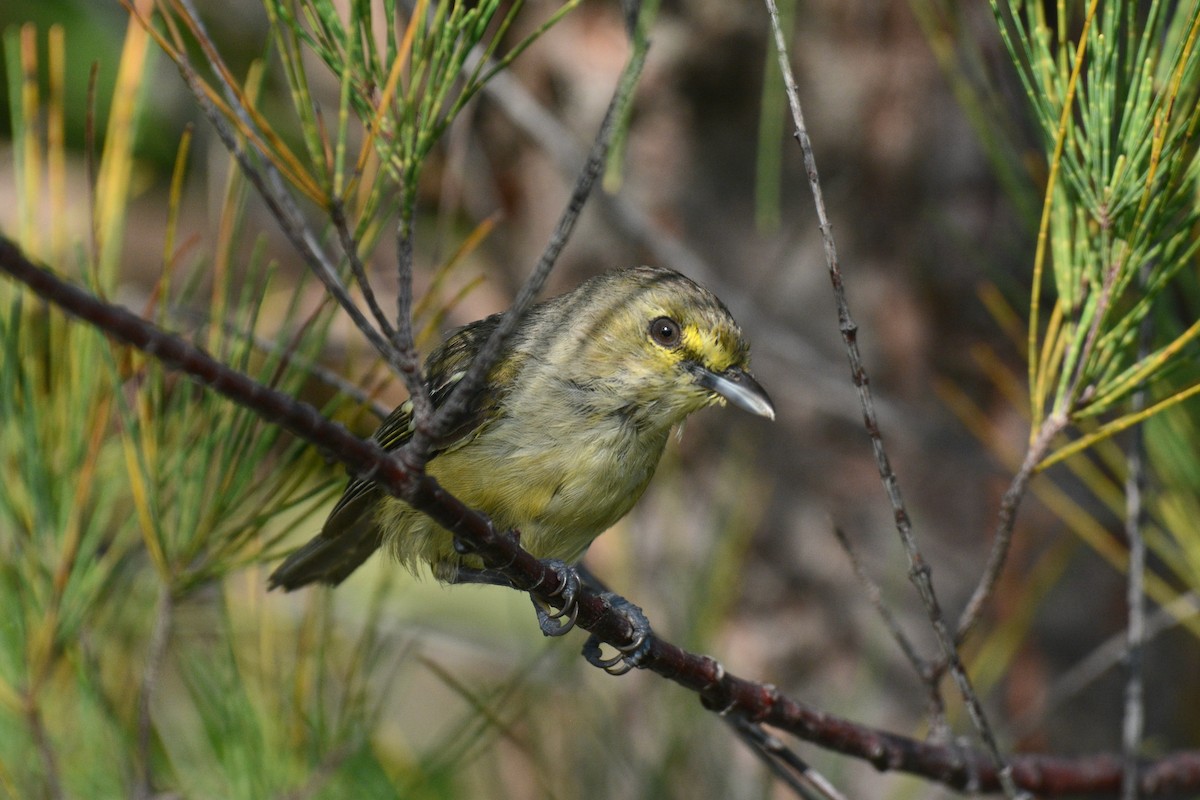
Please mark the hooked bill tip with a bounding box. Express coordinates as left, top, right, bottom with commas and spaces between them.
693, 365, 775, 420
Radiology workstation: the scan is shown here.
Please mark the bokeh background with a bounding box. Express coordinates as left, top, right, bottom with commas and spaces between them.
3, 1, 1196, 798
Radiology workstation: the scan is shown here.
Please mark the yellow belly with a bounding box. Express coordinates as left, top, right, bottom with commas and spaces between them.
375, 414, 671, 581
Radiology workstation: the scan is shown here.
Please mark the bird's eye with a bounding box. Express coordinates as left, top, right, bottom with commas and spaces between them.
649, 316, 682, 348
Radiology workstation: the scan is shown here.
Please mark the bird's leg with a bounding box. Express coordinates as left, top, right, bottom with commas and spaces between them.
581, 593, 653, 675
529, 559, 581, 637
452, 561, 582, 637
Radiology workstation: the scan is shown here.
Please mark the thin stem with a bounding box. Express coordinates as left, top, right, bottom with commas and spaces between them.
391, 220, 434, 459
762, 2, 1023, 797
1121, 270, 1153, 800
329, 198, 398, 344
832, 526, 943, 720
1121, 416, 1147, 800
151, 0, 410, 375
955, 415, 1066, 644
726, 717, 847, 800
424, 38, 649, 444
165, 302, 391, 419
133, 588, 173, 800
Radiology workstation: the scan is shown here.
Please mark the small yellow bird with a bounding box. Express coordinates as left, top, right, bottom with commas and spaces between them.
269, 266, 773, 632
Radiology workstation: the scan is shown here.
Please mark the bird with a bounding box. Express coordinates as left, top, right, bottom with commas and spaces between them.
268, 266, 773, 638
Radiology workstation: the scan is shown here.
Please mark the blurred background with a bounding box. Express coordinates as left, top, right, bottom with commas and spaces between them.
2, 1, 1197, 798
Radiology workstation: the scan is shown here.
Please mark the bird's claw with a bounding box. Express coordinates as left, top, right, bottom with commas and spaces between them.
531, 559, 580, 637
582, 593, 652, 675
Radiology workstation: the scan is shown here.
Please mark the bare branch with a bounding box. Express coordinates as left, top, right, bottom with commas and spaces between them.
422, 39, 650, 446
8, 220, 1200, 799
760, 3, 1024, 797
329, 199, 399, 345
954, 416, 1065, 644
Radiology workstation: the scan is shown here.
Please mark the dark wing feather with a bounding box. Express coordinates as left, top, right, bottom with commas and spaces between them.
267, 487, 383, 589
268, 313, 516, 590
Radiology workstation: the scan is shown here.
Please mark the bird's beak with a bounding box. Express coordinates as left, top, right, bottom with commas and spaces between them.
692, 365, 776, 420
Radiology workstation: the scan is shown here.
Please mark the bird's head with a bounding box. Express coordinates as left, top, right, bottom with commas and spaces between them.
540, 267, 775, 427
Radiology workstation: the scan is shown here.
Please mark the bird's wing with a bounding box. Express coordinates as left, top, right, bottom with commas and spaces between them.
328, 313, 513, 519
268, 314, 517, 590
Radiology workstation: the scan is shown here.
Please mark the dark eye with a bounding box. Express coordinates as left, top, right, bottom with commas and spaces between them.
649, 316, 682, 347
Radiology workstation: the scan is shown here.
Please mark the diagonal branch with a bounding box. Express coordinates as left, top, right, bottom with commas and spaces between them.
8, 234, 1200, 799
954, 415, 1065, 644
466, 38, 876, 429
422, 37, 649, 449
761, 2, 1024, 797
129, 0, 417, 385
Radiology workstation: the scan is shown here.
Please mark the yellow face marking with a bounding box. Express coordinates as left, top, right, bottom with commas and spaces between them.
680, 323, 741, 373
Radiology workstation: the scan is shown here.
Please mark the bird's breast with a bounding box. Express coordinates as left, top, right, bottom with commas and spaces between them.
429, 400, 672, 563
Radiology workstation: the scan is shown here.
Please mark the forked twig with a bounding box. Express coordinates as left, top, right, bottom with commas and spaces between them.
761, 3, 1024, 797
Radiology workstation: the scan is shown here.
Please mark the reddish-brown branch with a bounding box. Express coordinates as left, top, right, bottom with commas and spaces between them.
6, 237, 1200, 797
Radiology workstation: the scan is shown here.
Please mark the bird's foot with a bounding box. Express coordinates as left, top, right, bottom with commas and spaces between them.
582, 593, 653, 675
530, 559, 580, 637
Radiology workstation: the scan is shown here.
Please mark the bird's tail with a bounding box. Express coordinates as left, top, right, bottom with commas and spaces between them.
268, 488, 383, 590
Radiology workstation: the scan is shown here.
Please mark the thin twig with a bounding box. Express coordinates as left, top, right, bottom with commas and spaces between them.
329, 199, 399, 344
391, 221, 435, 453
944, 241, 1129, 653
761, 4, 1024, 797
138, 0, 411, 377
134, 588, 174, 800
423, 36, 650, 445
164, 302, 392, 419
954, 415, 1066, 645
726, 717, 847, 800
1121, 427, 1147, 800
832, 527, 931, 684
1122, 267, 1154, 800
832, 526, 950, 734
1010, 591, 1200, 740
